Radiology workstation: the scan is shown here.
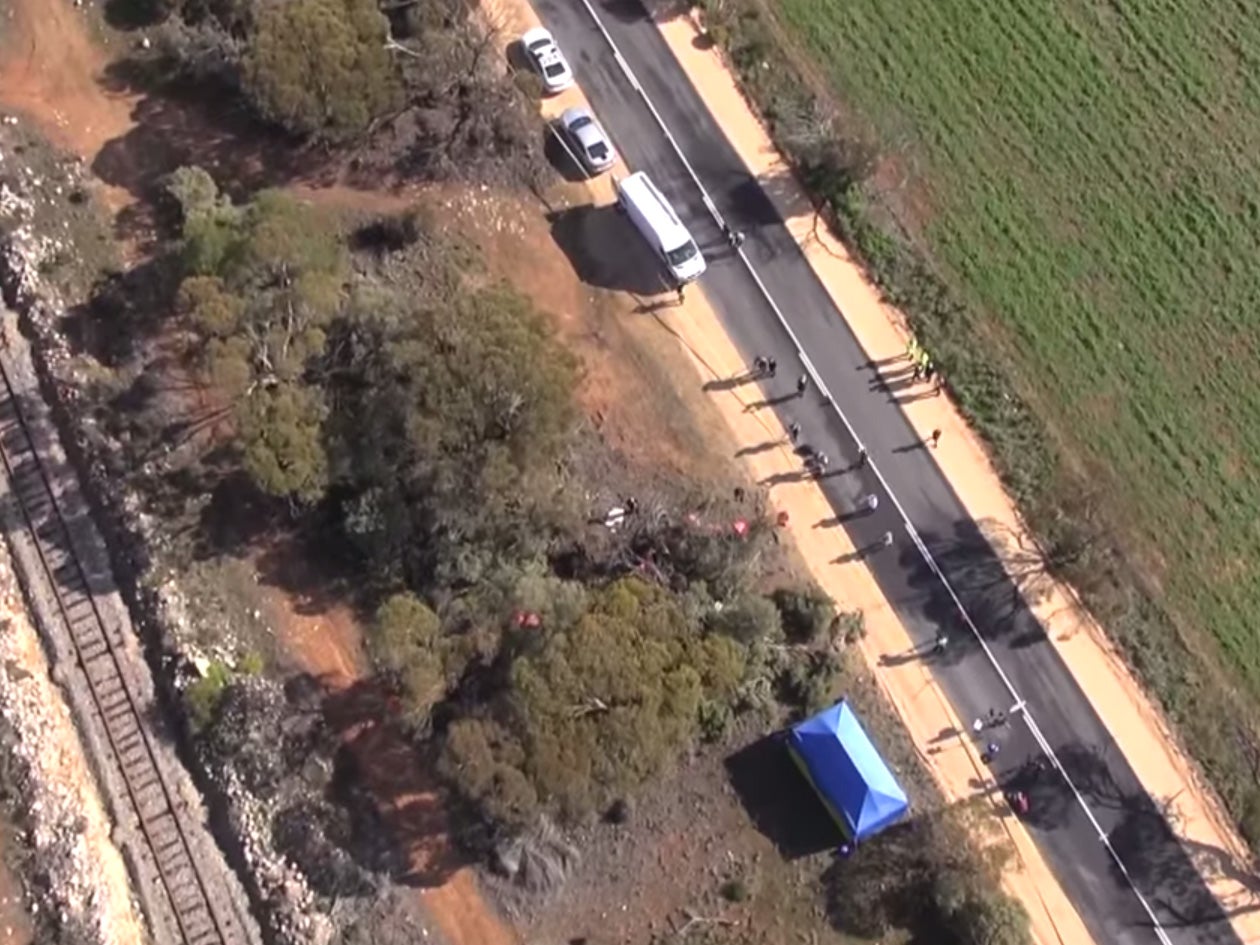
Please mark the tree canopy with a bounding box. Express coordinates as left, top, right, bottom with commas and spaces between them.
328, 282, 579, 586
439, 578, 747, 830
173, 179, 345, 501
244, 0, 401, 141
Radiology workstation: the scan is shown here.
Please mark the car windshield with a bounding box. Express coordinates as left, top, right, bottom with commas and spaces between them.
569, 116, 593, 131
665, 241, 699, 266
544, 62, 567, 78
528, 38, 550, 53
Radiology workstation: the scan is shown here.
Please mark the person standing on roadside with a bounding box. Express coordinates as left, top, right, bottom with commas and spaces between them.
796, 374, 808, 397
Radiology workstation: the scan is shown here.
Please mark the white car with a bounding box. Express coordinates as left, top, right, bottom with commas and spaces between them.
560, 106, 617, 175
522, 27, 575, 94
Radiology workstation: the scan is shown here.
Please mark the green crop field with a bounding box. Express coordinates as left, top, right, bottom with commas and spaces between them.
732, 0, 1260, 824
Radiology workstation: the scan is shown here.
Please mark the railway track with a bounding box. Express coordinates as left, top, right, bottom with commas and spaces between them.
0, 360, 242, 945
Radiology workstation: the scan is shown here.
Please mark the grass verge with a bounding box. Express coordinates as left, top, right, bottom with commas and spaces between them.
697, 0, 1260, 849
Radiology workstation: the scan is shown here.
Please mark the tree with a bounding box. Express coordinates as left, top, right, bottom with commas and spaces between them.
245, 0, 401, 141
708, 593, 782, 644
327, 283, 579, 586
177, 185, 346, 501
170, 167, 243, 276
234, 382, 329, 501
440, 578, 749, 832
772, 585, 835, 644
440, 717, 538, 833
369, 593, 446, 727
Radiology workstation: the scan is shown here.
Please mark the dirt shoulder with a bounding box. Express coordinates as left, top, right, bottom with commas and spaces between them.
647, 7, 1260, 940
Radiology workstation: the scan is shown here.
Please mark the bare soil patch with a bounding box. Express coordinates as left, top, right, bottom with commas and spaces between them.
507, 727, 857, 945
0, 0, 136, 208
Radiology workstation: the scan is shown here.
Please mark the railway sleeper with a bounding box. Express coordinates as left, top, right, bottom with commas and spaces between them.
103, 705, 139, 733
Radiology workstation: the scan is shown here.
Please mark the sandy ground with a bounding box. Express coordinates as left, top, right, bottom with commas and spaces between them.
646, 9, 1260, 941
0, 0, 137, 210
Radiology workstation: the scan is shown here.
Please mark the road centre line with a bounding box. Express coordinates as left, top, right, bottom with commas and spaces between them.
568, 0, 1172, 939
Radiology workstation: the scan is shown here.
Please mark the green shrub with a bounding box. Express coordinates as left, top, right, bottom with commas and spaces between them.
708, 593, 782, 644
836, 610, 866, 646
185, 660, 233, 730
698, 699, 734, 743
777, 649, 842, 715
944, 887, 1030, 945
772, 586, 835, 644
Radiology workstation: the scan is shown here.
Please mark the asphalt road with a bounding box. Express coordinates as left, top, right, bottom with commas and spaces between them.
528, 1, 1247, 943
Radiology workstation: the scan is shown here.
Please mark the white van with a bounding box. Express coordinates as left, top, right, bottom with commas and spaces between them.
615, 171, 706, 284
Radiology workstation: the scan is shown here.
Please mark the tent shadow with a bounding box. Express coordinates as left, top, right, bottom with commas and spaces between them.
725, 733, 840, 860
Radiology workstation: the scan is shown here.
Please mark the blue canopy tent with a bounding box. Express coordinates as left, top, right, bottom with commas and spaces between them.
787, 700, 908, 841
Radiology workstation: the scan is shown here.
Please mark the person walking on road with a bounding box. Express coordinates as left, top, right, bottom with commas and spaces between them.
930, 428, 942, 449
796, 374, 808, 397
788, 421, 801, 443
856, 445, 868, 469
860, 493, 879, 513
753, 355, 768, 376
767, 356, 778, 377
881, 531, 894, 548
933, 632, 949, 654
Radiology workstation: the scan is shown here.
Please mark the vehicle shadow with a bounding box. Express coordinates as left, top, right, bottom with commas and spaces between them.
542, 125, 591, 184
548, 203, 673, 295
505, 39, 534, 74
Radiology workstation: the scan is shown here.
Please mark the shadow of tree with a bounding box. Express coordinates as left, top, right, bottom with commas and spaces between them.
94, 66, 324, 210
320, 676, 470, 888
